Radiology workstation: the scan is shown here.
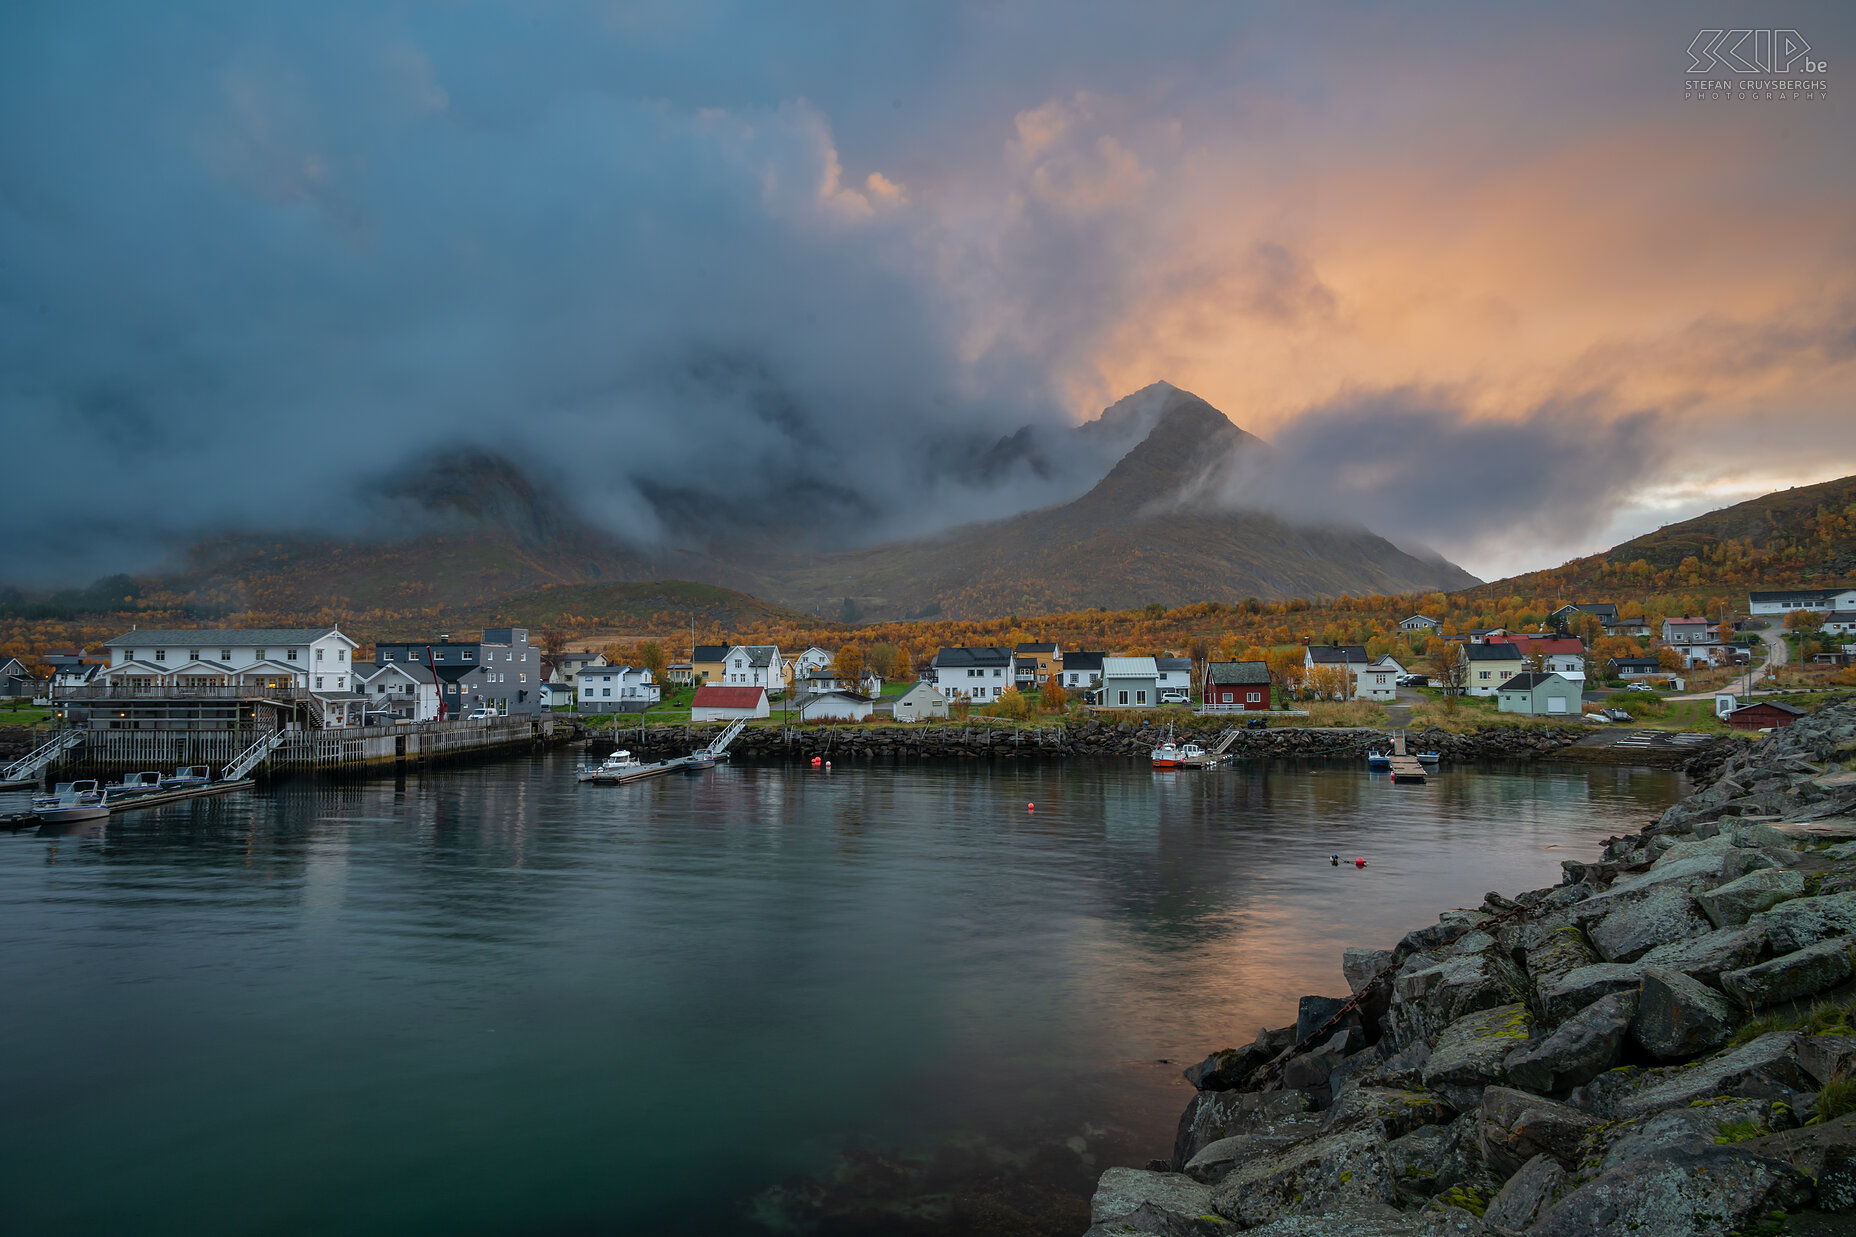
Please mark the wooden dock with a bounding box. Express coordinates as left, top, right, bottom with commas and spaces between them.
1, 778, 255, 830
1387, 756, 1428, 782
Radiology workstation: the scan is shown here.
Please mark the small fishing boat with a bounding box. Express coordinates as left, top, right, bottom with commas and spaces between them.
1178, 742, 1208, 762
33, 781, 110, 823
1366, 752, 1392, 770
1415, 752, 1441, 766
110, 771, 167, 798
160, 765, 214, 790
1151, 742, 1181, 769
682, 753, 717, 772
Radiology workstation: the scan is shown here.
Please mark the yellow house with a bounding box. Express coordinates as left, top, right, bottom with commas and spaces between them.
690, 644, 731, 687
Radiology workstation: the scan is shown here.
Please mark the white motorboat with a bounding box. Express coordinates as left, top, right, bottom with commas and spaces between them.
111, 770, 166, 798
1151, 742, 1181, 768
34, 781, 110, 823
577, 749, 647, 784
160, 765, 213, 790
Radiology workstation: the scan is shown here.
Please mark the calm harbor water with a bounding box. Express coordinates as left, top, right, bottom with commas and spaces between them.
0, 753, 1685, 1235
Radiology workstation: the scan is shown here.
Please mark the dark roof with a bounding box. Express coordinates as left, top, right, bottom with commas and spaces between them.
1730, 701, 1808, 717
1015, 642, 1058, 655
105, 628, 347, 647
1062, 651, 1104, 672
1205, 661, 1271, 685
1608, 656, 1660, 668
932, 647, 1012, 669
1155, 657, 1192, 671
1307, 644, 1369, 664
1498, 672, 1558, 691
731, 645, 778, 668
1465, 644, 1525, 661
1013, 657, 1040, 670
1553, 602, 1618, 618
692, 645, 732, 662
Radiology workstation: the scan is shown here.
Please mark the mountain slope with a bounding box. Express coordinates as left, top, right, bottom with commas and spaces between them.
8, 383, 1481, 624
1602, 474, 1856, 572
731, 385, 1479, 617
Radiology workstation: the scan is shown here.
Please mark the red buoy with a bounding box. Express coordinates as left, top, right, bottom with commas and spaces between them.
1355, 857, 1366, 868
1027, 802, 1035, 811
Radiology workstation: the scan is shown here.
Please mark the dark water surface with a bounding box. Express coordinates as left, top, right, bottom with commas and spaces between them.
0, 754, 1685, 1235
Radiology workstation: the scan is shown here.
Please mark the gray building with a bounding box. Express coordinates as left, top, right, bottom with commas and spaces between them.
373, 627, 541, 716
1100, 656, 1161, 708
1496, 672, 1580, 717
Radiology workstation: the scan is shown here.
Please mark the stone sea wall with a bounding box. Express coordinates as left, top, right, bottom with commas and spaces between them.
1083, 701, 1856, 1237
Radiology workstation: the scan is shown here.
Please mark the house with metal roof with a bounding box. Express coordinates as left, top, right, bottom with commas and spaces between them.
891, 681, 948, 722
1398, 614, 1441, 634
720, 645, 784, 696
1100, 656, 1160, 708
1201, 661, 1272, 712
1748, 587, 1856, 617
92, 626, 368, 727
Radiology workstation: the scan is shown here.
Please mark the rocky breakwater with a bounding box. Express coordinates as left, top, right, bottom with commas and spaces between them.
1084, 701, 1856, 1237
616, 721, 1592, 764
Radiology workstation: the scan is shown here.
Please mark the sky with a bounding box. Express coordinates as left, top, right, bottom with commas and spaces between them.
2, 1, 1852, 585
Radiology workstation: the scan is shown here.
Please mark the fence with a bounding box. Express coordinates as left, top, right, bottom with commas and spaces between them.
62, 716, 553, 777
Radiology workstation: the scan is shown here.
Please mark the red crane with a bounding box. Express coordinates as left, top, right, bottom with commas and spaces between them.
426, 645, 447, 722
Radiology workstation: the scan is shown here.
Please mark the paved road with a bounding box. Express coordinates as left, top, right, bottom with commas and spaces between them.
1668, 624, 1786, 701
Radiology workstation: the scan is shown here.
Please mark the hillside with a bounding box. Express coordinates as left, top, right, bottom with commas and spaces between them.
1481, 472, 1856, 597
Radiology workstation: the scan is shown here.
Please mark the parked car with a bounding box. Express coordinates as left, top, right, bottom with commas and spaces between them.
1161, 688, 1189, 705
1626, 682, 1654, 692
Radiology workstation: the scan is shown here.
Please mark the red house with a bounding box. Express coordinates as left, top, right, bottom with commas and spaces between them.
1726, 701, 1806, 731
1202, 661, 1272, 711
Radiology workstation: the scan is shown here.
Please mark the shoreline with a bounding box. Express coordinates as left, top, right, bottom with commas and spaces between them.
1082, 700, 1856, 1236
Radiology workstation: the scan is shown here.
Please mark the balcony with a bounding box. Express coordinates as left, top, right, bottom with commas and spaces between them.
53, 684, 313, 702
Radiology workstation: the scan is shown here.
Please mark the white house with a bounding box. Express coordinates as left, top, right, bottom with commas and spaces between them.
98, 627, 366, 725
721, 645, 784, 696
892, 681, 948, 722
1358, 655, 1404, 701
930, 647, 1013, 700
784, 647, 834, 688
579, 665, 661, 712
1155, 657, 1194, 703
1059, 652, 1104, 692
801, 690, 874, 722
690, 684, 768, 722
355, 662, 440, 722
548, 651, 607, 694
1748, 587, 1856, 618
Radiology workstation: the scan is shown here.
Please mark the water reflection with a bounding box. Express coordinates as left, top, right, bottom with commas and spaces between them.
0, 754, 1683, 1236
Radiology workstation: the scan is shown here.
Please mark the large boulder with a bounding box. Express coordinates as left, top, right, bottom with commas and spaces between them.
1209, 1124, 1395, 1228
1721, 937, 1855, 1009
1797, 1033, 1856, 1087
1476, 1087, 1600, 1177
1184, 1042, 1274, 1092
1694, 867, 1805, 928
1613, 1031, 1812, 1120
1523, 923, 1599, 995
1482, 1153, 1569, 1232
1173, 1089, 1316, 1169
1420, 1004, 1532, 1111
1389, 950, 1527, 1048
1297, 994, 1353, 1044
1590, 1098, 1775, 1174
1630, 966, 1737, 1060
1086, 1168, 1219, 1237
1756, 890, 1856, 952
1526, 1145, 1812, 1237
1381, 1112, 1496, 1205
1281, 1029, 1360, 1104
1634, 923, 1767, 989
1236, 1200, 1481, 1236
1737, 1113, 1856, 1208
1585, 886, 1710, 964
1320, 1088, 1454, 1142
1343, 948, 1395, 994
1503, 990, 1634, 1095
1538, 963, 1644, 1023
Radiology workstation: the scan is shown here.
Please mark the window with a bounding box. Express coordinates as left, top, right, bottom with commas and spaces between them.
189, 649, 200, 660
155, 650, 165, 661
287, 650, 298, 661
384, 652, 395, 661
338, 649, 346, 662
410, 650, 421, 660
602, 688, 611, 697
1118, 690, 1129, 705
734, 659, 742, 669
1137, 690, 1147, 704
1247, 691, 1261, 703
1221, 691, 1234, 703
993, 668, 1002, 677
255, 649, 266, 660
316, 648, 324, 662
221, 649, 232, 661
463, 651, 474, 661
315, 676, 324, 689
